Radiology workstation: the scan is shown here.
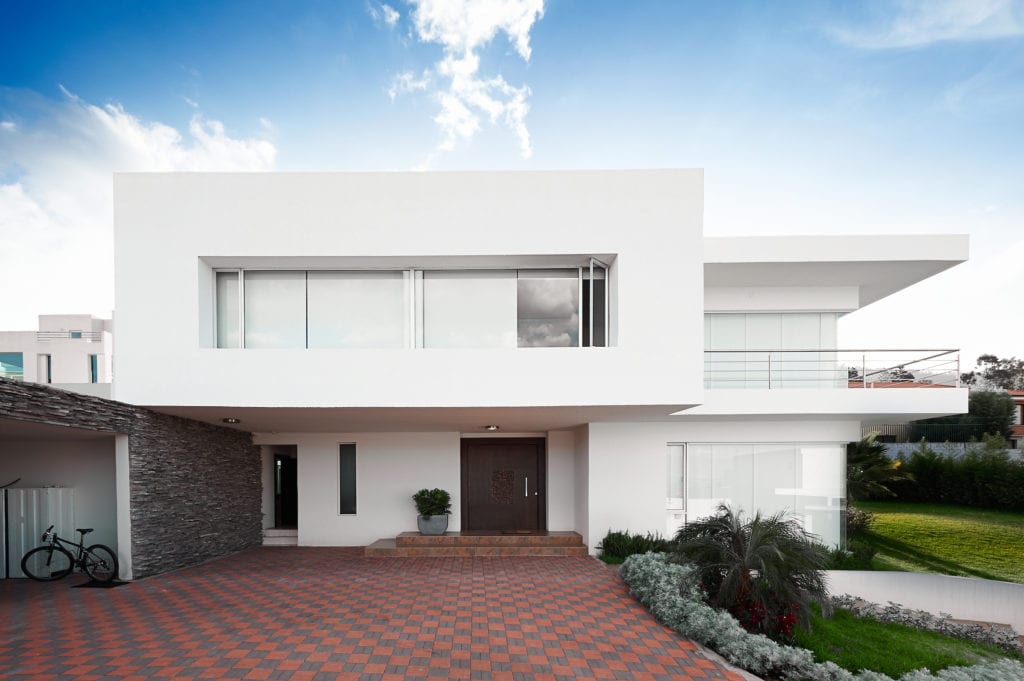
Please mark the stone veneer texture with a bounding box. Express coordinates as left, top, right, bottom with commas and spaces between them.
0, 378, 262, 578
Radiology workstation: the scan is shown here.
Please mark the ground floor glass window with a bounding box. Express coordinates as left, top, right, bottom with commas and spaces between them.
675, 442, 845, 546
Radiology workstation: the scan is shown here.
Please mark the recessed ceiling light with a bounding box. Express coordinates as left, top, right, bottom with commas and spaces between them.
484, 425, 500, 431
222, 418, 242, 424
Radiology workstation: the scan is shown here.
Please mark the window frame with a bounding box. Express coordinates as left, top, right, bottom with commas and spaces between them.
338, 443, 357, 515
213, 263, 612, 350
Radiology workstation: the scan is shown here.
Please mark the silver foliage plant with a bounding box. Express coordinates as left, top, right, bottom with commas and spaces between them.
831, 595, 1023, 655
620, 553, 1024, 681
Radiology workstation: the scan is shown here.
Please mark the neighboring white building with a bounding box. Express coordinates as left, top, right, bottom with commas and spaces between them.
111, 170, 968, 552
0, 314, 113, 399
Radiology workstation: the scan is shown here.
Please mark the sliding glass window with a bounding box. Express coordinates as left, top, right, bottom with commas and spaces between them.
215, 271, 240, 348
422, 270, 517, 348
517, 269, 579, 347
583, 259, 607, 347
243, 271, 307, 348
308, 271, 406, 348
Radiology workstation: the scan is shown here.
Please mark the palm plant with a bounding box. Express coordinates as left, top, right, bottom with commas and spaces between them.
671, 504, 828, 639
847, 432, 911, 501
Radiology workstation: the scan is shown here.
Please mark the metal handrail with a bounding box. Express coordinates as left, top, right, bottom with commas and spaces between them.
704, 349, 961, 389
36, 331, 103, 342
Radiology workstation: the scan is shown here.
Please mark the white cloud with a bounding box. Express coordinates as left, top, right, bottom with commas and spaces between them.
388, 69, 432, 101
0, 89, 276, 329
368, 2, 400, 28
831, 0, 1024, 49
0, 121, 15, 132
385, 0, 545, 161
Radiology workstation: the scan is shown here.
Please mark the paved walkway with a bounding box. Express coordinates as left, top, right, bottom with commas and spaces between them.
0, 547, 742, 681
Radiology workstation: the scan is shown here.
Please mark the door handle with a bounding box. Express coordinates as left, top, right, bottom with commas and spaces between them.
525, 476, 529, 497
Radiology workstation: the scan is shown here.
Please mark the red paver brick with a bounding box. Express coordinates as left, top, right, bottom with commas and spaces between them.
0, 547, 739, 680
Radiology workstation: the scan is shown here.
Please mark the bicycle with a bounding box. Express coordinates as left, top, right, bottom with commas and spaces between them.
21, 525, 119, 583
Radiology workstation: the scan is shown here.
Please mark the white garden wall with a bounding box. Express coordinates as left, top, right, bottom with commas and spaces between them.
827, 570, 1024, 633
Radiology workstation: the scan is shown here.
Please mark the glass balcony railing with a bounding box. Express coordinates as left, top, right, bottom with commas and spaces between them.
704, 349, 960, 389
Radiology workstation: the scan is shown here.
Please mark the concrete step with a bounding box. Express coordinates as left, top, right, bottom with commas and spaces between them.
366, 534, 589, 557
396, 531, 584, 547
263, 528, 298, 546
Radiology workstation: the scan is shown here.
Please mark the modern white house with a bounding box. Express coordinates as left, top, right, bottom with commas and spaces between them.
103, 169, 968, 562
0, 314, 113, 398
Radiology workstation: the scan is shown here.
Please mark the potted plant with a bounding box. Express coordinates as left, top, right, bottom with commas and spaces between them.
412, 488, 452, 535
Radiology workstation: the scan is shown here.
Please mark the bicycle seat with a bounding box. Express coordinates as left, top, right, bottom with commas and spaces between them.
76, 528, 93, 535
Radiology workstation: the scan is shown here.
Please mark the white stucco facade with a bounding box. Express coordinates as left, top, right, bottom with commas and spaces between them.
111, 170, 969, 552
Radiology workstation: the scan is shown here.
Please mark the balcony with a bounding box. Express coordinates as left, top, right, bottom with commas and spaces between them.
36, 331, 104, 342
704, 349, 960, 389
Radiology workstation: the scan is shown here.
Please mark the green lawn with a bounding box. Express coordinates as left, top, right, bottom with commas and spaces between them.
854, 501, 1024, 583
795, 607, 1016, 678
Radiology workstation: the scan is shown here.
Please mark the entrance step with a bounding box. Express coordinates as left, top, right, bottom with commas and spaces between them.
263, 528, 298, 546
366, 531, 588, 557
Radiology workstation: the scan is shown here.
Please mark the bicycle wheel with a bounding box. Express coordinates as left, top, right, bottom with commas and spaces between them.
83, 544, 118, 582
21, 546, 74, 581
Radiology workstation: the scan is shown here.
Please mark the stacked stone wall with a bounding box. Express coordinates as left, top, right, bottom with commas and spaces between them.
0, 378, 262, 578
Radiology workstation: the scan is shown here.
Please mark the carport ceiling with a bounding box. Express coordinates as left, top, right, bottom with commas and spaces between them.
0, 418, 116, 441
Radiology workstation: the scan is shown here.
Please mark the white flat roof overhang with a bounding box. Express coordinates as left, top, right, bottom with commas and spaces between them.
704, 234, 969, 307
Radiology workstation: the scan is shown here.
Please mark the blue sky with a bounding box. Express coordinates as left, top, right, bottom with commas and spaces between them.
1, 0, 1022, 365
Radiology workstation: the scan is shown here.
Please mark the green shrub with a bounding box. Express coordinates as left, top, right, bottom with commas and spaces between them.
848, 433, 911, 501
671, 504, 828, 639
621, 552, 1024, 681
597, 530, 671, 563
411, 488, 451, 516
825, 539, 876, 570
846, 507, 876, 535
888, 438, 1024, 511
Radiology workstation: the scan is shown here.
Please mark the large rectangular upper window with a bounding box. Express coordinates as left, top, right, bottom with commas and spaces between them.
213, 263, 611, 350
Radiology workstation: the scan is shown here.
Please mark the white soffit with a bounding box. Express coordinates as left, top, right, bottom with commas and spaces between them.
704, 234, 969, 306
146, 405, 698, 434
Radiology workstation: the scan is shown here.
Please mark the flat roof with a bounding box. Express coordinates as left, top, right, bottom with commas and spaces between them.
704, 234, 969, 307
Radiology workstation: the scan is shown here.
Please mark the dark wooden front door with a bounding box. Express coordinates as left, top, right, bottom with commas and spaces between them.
461, 438, 545, 533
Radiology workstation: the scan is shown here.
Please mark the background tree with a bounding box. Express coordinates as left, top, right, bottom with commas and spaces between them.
908, 390, 1014, 442
961, 354, 1024, 390
847, 432, 911, 501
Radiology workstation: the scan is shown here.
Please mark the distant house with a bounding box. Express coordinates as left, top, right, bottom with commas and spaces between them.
1009, 390, 1024, 449
0, 314, 113, 398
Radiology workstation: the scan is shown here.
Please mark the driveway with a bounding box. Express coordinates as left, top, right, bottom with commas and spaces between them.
1, 547, 742, 680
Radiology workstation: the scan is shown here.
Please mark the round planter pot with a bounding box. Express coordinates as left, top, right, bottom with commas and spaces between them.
417, 514, 449, 535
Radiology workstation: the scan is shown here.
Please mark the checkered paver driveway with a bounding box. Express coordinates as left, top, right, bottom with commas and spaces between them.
1, 547, 742, 681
